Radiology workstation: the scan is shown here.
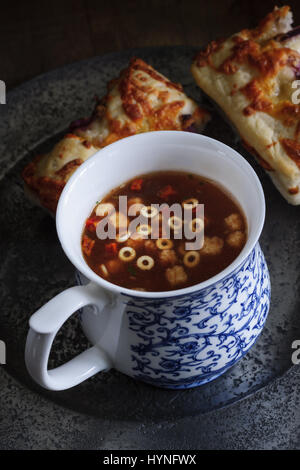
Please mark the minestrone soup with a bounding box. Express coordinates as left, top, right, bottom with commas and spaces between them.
81, 171, 247, 291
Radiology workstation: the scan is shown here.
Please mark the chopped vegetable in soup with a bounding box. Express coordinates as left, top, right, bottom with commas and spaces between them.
82, 171, 247, 291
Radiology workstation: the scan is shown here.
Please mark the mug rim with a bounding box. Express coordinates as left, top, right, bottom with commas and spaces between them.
56, 131, 265, 299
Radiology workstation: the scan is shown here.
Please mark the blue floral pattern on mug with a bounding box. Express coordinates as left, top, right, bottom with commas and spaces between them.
122, 243, 270, 389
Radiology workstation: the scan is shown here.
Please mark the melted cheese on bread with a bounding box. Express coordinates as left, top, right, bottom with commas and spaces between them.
23, 58, 210, 213
192, 6, 300, 204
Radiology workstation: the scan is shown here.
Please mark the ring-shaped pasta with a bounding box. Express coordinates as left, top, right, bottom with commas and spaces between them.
137, 255, 155, 270
118, 246, 136, 262
156, 238, 173, 250
183, 251, 200, 268
182, 198, 198, 210
95, 202, 114, 217
116, 232, 131, 243
141, 205, 158, 219
136, 224, 152, 236
189, 218, 204, 233
168, 216, 183, 231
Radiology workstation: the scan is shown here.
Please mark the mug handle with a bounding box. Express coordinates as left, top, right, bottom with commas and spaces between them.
25, 282, 112, 391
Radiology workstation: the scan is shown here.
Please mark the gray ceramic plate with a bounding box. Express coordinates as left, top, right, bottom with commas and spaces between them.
1, 46, 300, 422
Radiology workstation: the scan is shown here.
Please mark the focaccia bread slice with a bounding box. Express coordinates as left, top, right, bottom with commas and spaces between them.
191, 6, 300, 204
23, 58, 210, 213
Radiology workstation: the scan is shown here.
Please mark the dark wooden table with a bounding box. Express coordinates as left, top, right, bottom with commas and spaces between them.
2, 0, 300, 90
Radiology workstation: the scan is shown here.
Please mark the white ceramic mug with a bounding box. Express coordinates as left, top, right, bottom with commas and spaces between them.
25, 131, 270, 390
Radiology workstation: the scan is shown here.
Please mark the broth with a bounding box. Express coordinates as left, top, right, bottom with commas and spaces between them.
81, 171, 247, 292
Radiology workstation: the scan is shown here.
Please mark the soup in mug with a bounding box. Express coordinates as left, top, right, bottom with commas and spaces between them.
81, 171, 247, 291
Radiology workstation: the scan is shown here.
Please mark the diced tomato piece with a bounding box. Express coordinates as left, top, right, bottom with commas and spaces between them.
130, 178, 143, 191
105, 242, 118, 255
82, 235, 95, 257
86, 216, 100, 233
158, 185, 177, 199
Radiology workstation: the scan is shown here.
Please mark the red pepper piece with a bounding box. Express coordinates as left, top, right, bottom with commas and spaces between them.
86, 216, 100, 233
105, 242, 118, 255
158, 185, 177, 199
131, 178, 143, 191
82, 235, 95, 257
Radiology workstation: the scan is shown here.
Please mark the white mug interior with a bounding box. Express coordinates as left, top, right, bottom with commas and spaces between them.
56, 131, 265, 298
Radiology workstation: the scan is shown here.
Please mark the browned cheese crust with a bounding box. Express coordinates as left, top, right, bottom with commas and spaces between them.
192, 6, 300, 204
23, 58, 210, 213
